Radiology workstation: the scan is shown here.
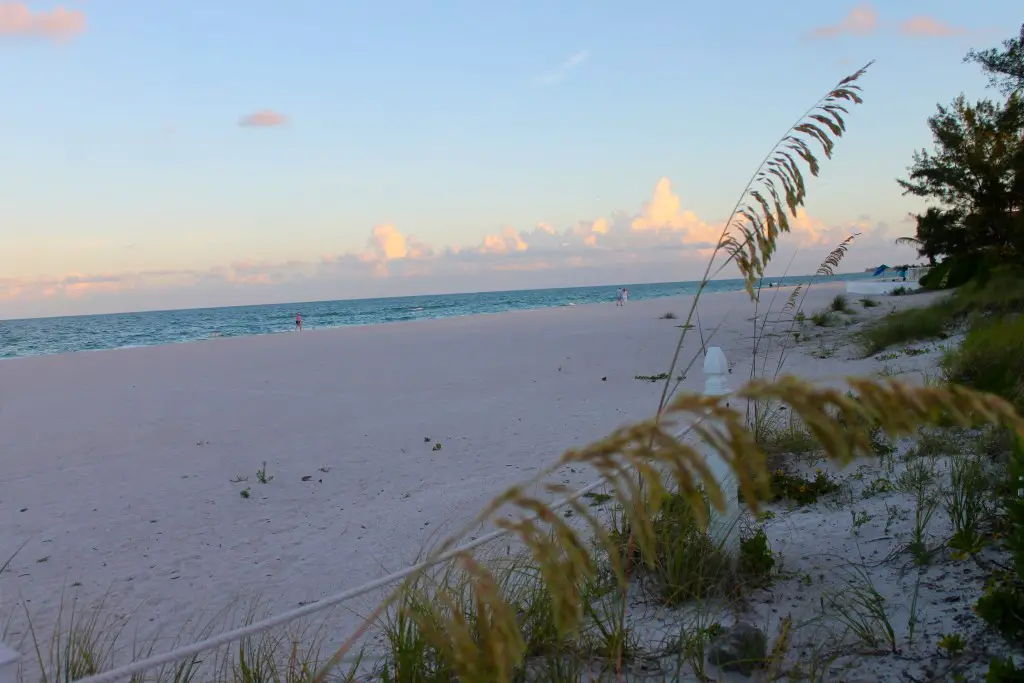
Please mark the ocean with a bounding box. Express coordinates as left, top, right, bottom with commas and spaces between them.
0, 273, 874, 359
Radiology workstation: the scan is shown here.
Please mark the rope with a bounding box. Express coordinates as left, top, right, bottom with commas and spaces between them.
66, 476, 613, 683
52, 327, 745, 683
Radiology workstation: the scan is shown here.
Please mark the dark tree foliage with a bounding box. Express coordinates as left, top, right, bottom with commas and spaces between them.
898, 25, 1024, 281
898, 94, 1024, 264
964, 22, 1024, 95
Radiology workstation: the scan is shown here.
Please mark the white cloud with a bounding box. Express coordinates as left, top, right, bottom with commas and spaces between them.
533, 50, 589, 86
1, 176, 907, 317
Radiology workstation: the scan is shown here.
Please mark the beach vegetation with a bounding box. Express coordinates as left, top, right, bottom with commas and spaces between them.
942, 315, 1024, 414
829, 294, 850, 313
256, 462, 273, 485
767, 468, 839, 506
15, 29, 1024, 683
809, 310, 834, 327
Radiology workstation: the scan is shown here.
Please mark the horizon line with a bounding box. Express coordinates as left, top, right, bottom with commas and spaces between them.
0, 271, 874, 323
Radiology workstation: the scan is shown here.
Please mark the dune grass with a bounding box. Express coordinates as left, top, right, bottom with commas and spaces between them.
859, 267, 1024, 355
12, 60, 1024, 683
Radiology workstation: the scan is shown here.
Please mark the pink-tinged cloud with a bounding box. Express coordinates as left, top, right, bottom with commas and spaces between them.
1, 176, 906, 316
807, 3, 878, 39
479, 227, 528, 255
361, 223, 434, 276
630, 178, 722, 245
238, 110, 289, 128
0, 2, 85, 41
899, 16, 966, 38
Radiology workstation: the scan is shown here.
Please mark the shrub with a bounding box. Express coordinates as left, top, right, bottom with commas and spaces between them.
954, 266, 1024, 317
986, 656, 1024, 682
976, 574, 1024, 642
810, 310, 835, 327
859, 301, 954, 354
941, 316, 1024, 412
768, 468, 839, 505
830, 294, 851, 313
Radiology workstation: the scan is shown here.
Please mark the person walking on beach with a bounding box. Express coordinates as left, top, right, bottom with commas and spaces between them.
295, 312, 302, 331
615, 288, 624, 306
622, 288, 629, 305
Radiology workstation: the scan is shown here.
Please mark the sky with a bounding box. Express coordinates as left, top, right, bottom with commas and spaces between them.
0, 1, 1020, 319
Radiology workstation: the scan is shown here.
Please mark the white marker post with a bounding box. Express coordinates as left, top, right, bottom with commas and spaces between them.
702, 347, 740, 554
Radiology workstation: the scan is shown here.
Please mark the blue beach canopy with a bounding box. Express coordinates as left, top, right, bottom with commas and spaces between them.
872, 264, 889, 277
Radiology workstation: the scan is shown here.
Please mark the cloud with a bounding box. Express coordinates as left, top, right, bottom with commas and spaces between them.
360, 223, 434, 276
1, 176, 901, 316
629, 178, 722, 246
805, 5, 970, 41
807, 3, 878, 39
479, 227, 529, 255
0, 2, 86, 41
899, 16, 967, 38
238, 110, 289, 128
533, 50, 589, 86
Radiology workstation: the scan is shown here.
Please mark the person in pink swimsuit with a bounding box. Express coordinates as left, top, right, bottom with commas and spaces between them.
295, 312, 302, 331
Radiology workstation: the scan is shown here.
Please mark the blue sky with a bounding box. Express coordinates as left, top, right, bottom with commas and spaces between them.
0, 1, 1019, 317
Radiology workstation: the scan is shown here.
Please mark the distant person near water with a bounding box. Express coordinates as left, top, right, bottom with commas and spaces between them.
615, 288, 624, 306
622, 288, 629, 304
295, 312, 302, 331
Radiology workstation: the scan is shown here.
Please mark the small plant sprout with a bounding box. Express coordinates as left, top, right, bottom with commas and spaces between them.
850, 509, 873, 536
937, 632, 966, 657
256, 461, 273, 484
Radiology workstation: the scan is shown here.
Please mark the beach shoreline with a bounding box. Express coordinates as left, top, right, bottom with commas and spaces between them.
0, 275, 875, 361
0, 282, 940, 674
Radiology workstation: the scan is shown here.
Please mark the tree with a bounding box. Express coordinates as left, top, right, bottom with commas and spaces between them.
965, 23, 1024, 95
897, 93, 1024, 266
893, 235, 936, 265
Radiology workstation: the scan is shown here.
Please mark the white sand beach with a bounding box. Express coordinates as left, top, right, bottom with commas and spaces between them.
0, 282, 960, 679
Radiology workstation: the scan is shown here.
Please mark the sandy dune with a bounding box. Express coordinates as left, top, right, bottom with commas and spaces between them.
0, 282, 920, 658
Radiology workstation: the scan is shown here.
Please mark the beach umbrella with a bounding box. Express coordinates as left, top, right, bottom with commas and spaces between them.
872, 264, 889, 277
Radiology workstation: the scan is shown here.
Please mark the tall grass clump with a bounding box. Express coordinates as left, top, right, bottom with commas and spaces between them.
296, 60, 1024, 683
26, 59, 1024, 683
859, 300, 955, 355
859, 267, 1024, 355
829, 294, 850, 313
941, 315, 1024, 413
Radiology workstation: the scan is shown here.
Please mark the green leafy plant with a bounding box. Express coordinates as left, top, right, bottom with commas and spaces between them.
946, 454, 990, 555
256, 462, 273, 484
768, 467, 840, 505
985, 655, 1024, 683
937, 632, 966, 657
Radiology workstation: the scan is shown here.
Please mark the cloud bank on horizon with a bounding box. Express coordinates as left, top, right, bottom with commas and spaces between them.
0, 176, 910, 318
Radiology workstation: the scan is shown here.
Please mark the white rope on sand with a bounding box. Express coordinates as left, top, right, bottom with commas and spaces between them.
69, 477, 612, 683
65, 305, 743, 683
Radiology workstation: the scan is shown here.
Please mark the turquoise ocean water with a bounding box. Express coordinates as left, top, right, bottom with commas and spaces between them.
0, 273, 873, 359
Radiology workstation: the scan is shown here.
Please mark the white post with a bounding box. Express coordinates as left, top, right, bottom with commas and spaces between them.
0, 641, 16, 683
703, 347, 740, 554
